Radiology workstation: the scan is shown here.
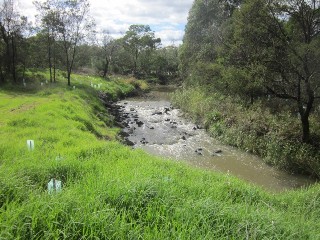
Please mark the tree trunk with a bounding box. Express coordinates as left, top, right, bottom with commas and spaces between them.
67, 45, 77, 86
298, 96, 314, 144
299, 73, 315, 143
11, 36, 17, 83
53, 65, 56, 83
134, 49, 139, 73
48, 29, 53, 83
53, 41, 56, 82
0, 65, 4, 83
301, 114, 310, 143
48, 50, 53, 83
67, 70, 71, 86
103, 58, 109, 78
0, 24, 10, 76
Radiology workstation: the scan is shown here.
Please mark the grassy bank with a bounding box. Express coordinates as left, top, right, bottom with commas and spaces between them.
172, 87, 320, 177
0, 75, 320, 239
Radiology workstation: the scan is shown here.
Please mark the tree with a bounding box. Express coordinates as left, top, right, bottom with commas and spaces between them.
180, 0, 242, 82
35, 0, 95, 86
59, 0, 95, 85
268, 0, 320, 143
151, 46, 180, 84
0, 0, 27, 83
110, 39, 133, 75
98, 31, 118, 78
34, 0, 62, 83
73, 43, 100, 72
24, 34, 48, 69
122, 24, 161, 76
227, 0, 320, 143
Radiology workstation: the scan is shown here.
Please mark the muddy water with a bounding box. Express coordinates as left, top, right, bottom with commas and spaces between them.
114, 86, 315, 192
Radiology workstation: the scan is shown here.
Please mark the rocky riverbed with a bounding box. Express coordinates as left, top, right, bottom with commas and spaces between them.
103, 87, 315, 192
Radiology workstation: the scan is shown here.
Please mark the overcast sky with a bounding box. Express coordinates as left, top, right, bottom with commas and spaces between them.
17, 0, 194, 46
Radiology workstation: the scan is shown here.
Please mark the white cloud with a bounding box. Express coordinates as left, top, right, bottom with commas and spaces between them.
17, 0, 194, 46
156, 29, 185, 46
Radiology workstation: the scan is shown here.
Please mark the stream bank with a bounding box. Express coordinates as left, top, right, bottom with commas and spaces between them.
105, 86, 315, 192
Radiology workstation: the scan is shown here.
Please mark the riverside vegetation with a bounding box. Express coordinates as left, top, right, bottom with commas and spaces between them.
177, 0, 320, 178
0, 71, 320, 239
172, 87, 320, 177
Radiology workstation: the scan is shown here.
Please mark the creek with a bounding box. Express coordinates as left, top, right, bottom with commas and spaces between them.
110, 86, 315, 192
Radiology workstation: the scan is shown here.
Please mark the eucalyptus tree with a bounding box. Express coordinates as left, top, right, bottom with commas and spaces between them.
0, 0, 27, 83
35, 0, 95, 86
24, 34, 48, 69
111, 39, 134, 75
180, 0, 242, 83
122, 24, 161, 75
34, 0, 62, 82
151, 46, 180, 83
58, 0, 95, 85
268, 0, 320, 143
98, 31, 119, 78
227, 0, 320, 143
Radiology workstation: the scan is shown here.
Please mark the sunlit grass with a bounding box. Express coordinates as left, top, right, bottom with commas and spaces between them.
0, 72, 319, 239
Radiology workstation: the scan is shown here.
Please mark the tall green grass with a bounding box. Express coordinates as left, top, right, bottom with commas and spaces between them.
0, 74, 319, 239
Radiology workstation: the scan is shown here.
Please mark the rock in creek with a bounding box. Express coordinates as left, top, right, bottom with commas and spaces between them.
152, 111, 163, 115
136, 121, 144, 127
196, 151, 203, 156
140, 138, 149, 144
195, 148, 203, 155
123, 138, 135, 146
212, 149, 223, 156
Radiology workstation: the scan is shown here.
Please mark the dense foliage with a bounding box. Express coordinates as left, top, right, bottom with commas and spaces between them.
177, 0, 320, 174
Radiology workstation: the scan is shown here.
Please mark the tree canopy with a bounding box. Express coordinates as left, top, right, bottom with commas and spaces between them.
180, 0, 320, 143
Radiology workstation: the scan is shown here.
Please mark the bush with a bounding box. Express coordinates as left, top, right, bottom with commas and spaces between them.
172, 87, 320, 177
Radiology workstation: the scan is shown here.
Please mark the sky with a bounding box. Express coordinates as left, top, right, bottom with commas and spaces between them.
17, 0, 194, 46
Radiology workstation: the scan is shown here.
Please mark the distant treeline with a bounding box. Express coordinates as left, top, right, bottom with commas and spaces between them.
0, 0, 179, 86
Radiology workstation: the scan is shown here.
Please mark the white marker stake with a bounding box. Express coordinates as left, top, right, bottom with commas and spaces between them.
27, 140, 34, 151
48, 178, 62, 194
73, 86, 76, 89
55, 154, 63, 161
